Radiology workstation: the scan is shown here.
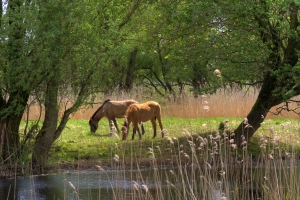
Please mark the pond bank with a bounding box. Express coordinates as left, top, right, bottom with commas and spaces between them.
0, 158, 170, 178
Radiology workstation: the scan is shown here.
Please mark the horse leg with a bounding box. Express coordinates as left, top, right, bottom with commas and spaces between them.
132, 128, 135, 140
131, 123, 136, 140
132, 123, 142, 140
112, 118, 120, 134
108, 119, 113, 136
156, 116, 164, 138
150, 118, 157, 138
140, 122, 145, 135
136, 125, 142, 140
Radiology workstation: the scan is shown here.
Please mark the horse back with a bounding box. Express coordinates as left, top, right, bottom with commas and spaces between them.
103, 100, 138, 118
127, 101, 161, 122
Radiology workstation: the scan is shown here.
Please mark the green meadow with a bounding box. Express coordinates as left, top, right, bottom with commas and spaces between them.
46, 117, 300, 168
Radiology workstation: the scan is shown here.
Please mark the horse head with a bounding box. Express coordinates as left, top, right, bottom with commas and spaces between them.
89, 118, 98, 133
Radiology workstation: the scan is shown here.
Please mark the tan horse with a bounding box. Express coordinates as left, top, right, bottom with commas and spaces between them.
89, 99, 143, 134
121, 101, 164, 140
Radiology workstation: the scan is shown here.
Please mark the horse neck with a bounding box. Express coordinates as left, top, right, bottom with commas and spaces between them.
91, 108, 104, 122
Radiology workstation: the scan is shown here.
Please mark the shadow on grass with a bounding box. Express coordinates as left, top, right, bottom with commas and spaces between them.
90, 133, 112, 137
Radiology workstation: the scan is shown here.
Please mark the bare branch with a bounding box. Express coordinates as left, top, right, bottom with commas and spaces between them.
269, 99, 300, 116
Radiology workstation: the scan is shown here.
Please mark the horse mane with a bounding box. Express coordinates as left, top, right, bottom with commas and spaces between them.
91, 99, 110, 119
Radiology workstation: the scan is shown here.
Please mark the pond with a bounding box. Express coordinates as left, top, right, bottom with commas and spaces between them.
0, 163, 296, 200
0, 168, 173, 200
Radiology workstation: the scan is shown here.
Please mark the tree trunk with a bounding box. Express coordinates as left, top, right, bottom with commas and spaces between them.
0, 91, 29, 162
191, 62, 208, 96
0, 120, 7, 159
234, 72, 283, 145
124, 47, 138, 91
0, 112, 28, 163
32, 83, 59, 171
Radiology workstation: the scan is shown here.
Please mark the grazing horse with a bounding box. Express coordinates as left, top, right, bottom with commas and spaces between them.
121, 101, 164, 140
89, 99, 143, 134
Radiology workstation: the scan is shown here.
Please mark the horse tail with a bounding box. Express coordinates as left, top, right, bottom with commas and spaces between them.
91, 99, 111, 119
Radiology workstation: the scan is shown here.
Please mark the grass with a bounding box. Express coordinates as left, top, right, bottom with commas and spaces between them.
48, 117, 300, 167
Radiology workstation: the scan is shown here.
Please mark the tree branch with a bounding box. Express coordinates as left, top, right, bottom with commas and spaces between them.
269, 99, 300, 116
118, 0, 142, 30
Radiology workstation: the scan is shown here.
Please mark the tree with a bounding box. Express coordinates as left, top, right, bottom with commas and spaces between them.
30, 0, 144, 169
134, 0, 300, 144
1, 0, 145, 170
0, 0, 33, 161
153, 0, 299, 143
230, 1, 300, 144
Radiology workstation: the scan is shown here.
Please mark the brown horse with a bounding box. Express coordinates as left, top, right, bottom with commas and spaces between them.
89, 99, 143, 134
121, 101, 164, 140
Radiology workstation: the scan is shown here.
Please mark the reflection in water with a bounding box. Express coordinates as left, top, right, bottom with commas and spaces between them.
0, 168, 169, 200
0, 165, 277, 200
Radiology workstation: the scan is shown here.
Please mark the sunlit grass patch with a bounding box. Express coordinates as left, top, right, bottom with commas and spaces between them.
51, 118, 300, 166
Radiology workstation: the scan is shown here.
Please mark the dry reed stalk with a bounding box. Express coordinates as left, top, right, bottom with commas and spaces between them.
23, 89, 300, 120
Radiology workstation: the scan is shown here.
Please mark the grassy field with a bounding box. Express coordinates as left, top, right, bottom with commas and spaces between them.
43, 89, 299, 166
47, 117, 300, 168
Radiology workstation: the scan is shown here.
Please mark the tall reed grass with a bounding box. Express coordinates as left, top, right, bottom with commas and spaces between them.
89, 118, 299, 200
23, 89, 300, 120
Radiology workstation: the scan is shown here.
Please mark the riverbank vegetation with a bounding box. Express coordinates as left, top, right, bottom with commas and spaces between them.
70, 118, 300, 199
13, 89, 299, 170
28, 117, 300, 199
3, 90, 300, 199
16, 89, 299, 170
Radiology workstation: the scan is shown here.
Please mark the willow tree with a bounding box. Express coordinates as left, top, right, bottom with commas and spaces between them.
0, 0, 99, 166
0, 0, 142, 170
0, 0, 34, 161
32, 0, 144, 169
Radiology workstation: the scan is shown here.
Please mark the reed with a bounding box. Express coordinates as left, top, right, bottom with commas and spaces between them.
96, 118, 299, 200
23, 89, 300, 121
